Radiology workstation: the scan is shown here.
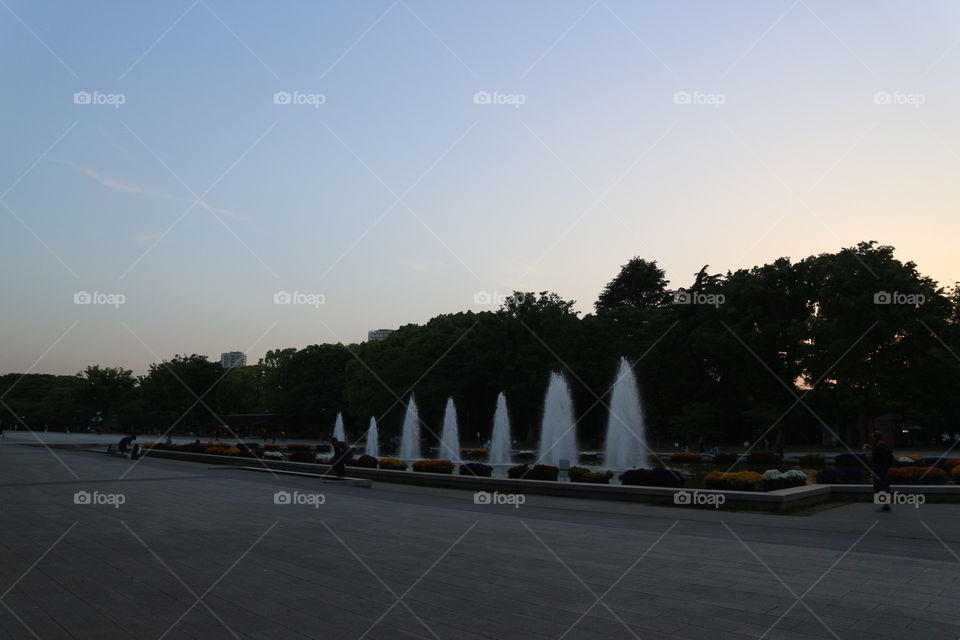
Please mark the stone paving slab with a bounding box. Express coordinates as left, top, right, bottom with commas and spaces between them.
1, 440, 959, 639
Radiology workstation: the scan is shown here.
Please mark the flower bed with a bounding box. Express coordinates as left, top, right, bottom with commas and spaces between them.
412, 459, 455, 474
204, 446, 226, 455
815, 468, 864, 484
711, 452, 739, 464
798, 454, 826, 465
893, 454, 924, 468
263, 450, 284, 460
945, 458, 960, 470
704, 471, 763, 491
834, 453, 868, 468
568, 466, 614, 484
223, 447, 241, 456
888, 466, 948, 485
669, 452, 702, 463
378, 458, 407, 471
288, 451, 315, 463
351, 454, 379, 469
460, 462, 493, 477
761, 469, 808, 491
619, 468, 685, 488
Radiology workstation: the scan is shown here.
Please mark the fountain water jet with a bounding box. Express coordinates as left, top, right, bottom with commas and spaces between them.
537, 372, 578, 466
603, 357, 649, 469
488, 392, 512, 465
366, 417, 379, 458
333, 412, 346, 441
439, 397, 460, 461
399, 394, 421, 460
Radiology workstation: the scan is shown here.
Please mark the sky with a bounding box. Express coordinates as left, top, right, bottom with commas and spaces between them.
2, 0, 960, 376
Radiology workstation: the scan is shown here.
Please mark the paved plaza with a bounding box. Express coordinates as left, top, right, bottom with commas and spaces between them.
1, 434, 959, 639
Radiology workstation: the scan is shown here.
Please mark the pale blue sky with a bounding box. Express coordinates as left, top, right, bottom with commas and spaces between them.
3, 0, 960, 375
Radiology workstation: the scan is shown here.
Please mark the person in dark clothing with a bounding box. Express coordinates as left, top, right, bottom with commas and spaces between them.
117, 434, 136, 454
868, 431, 894, 511
329, 437, 353, 477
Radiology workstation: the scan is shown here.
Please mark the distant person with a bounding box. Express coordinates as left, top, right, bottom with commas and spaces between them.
866, 431, 894, 512
710, 445, 720, 456
329, 437, 353, 477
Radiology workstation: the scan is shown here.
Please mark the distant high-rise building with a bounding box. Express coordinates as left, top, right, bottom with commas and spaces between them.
220, 351, 247, 368
367, 329, 394, 342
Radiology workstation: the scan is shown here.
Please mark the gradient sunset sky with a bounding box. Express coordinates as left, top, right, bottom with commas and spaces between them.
2, 0, 959, 375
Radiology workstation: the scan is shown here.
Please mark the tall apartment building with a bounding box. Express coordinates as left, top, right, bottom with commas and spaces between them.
220, 351, 247, 368
367, 329, 394, 342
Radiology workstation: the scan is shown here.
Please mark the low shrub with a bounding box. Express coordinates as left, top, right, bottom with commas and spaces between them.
204, 446, 226, 455
568, 466, 614, 484
351, 454, 379, 469
945, 458, 960, 470
287, 443, 312, 451
798, 453, 826, 465
263, 451, 284, 460
378, 458, 407, 471
834, 453, 868, 467
289, 451, 315, 463
223, 447, 241, 456
264, 443, 281, 450
815, 468, 864, 484
888, 466, 948, 485
460, 462, 493, 477
669, 452, 702, 463
619, 467, 685, 488
507, 464, 529, 479
746, 452, 782, 464
761, 469, 808, 491
704, 471, 763, 491
711, 452, 739, 464
412, 460, 455, 474
953, 466, 960, 482
527, 465, 559, 481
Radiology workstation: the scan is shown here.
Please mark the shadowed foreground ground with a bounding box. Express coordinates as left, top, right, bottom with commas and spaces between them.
1, 437, 958, 639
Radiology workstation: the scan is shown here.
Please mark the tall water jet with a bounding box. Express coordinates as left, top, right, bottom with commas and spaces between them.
439, 397, 460, 461
366, 417, 379, 458
333, 412, 346, 441
488, 392, 512, 465
399, 394, 421, 460
603, 357, 649, 469
537, 372, 578, 466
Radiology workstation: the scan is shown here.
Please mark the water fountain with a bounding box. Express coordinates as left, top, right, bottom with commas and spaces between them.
439, 397, 460, 461
488, 392, 512, 465
603, 357, 649, 469
399, 393, 421, 460
537, 372, 578, 466
366, 417, 379, 458
333, 412, 346, 441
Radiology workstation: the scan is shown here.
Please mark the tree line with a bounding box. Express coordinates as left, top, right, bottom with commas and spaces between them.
4, 242, 958, 449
